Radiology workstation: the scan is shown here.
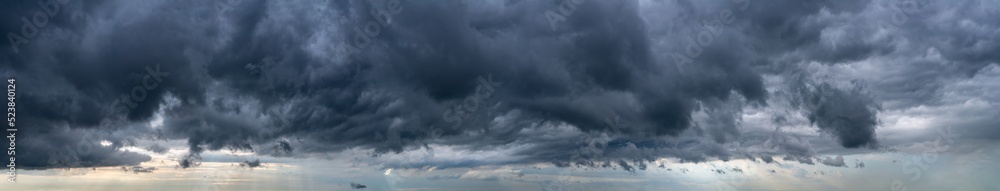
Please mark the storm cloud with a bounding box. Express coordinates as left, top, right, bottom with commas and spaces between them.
3, 0, 999, 171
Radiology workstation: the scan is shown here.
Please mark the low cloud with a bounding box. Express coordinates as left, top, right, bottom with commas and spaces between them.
819, 155, 847, 167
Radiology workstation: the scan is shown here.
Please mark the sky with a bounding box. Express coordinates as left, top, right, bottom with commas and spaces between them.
1, 0, 999, 190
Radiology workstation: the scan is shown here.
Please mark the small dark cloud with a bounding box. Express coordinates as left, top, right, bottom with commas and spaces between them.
617, 160, 635, 173
178, 155, 201, 169
760, 156, 775, 164
731, 167, 743, 173
121, 166, 157, 174
240, 159, 262, 168
350, 182, 367, 189
783, 156, 814, 165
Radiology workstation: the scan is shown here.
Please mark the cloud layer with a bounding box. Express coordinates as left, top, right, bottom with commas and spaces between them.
3, 0, 999, 170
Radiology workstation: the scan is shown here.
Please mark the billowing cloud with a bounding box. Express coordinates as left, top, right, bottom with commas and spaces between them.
3, 0, 999, 172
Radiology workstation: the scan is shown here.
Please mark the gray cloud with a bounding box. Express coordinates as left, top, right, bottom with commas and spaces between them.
240, 159, 262, 168
146, 144, 169, 154
819, 155, 847, 167
797, 81, 881, 148
350, 182, 367, 189
760, 155, 775, 164
3, 0, 999, 172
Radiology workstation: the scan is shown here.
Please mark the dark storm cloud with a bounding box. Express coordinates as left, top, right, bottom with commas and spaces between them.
5, 0, 998, 170
12, 128, 151, 169
2, 0, 227, 168
0, 0, 840, 169
797, 81, 881, 148
200, 0, 756, 166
